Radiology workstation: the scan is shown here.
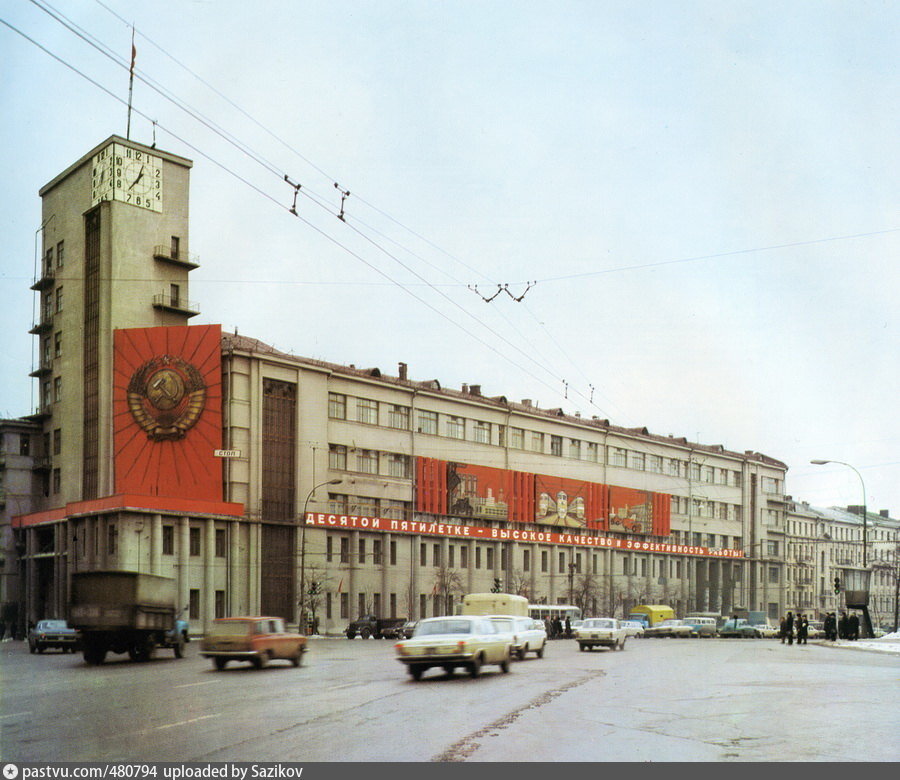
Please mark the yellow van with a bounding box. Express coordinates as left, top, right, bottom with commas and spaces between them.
461, 593, 529, 617
627, 604, 675, 627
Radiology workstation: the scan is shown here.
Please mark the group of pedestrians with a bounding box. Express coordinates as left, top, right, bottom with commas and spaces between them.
543, 616, 572, 639
779, 611, 809, 644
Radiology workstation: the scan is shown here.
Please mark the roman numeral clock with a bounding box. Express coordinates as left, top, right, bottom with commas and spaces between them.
91, 142, 163, 211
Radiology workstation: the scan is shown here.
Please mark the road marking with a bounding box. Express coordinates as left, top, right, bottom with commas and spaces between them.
174, 681, 221, 689
326, 682, 363, 691
155, 713, 221, 730
0, 712, 31, 720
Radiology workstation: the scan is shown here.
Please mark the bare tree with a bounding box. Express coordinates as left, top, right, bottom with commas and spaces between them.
509, 568, 532, 600
299, 564, 331, 634
572, 572, 601, 618
432, 564, 465, 614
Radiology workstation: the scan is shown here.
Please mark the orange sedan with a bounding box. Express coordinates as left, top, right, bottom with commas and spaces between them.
201, 616, 307, 670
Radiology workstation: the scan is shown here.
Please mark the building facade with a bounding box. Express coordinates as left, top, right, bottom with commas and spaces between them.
9, 137, 896, 637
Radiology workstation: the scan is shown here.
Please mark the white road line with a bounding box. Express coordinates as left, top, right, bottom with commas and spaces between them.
326, 682, 362, 691
155, 713, 221, 730
173, 681, 221, 689
0, 712, 32, 720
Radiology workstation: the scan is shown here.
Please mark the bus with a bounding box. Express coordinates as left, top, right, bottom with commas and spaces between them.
461, 593, 529, 617
528, 604, 582, 623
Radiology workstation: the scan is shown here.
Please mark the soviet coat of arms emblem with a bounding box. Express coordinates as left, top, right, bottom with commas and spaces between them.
127, 355, 206, 440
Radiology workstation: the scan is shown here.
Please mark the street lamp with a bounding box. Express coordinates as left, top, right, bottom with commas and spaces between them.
299, 478, 342, 633
810, 460, 867, 568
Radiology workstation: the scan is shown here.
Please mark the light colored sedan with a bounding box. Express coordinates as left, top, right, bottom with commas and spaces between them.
620, 620, 645, 638
645, 619, 693, 638
395, 615, 512, 680
753, 624, 779, 638
574, 618, 628, 651
487, 616, 547, 659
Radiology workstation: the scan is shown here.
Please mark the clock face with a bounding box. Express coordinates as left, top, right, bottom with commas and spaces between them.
91, 143, 163, 212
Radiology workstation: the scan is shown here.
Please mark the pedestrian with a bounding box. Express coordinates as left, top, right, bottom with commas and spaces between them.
838, 611, 848, 640
544, 617, 552, 638
553, 617, 563, 639
784, 611, 794, 645
779, 615, 787, 643
798, 614, 808, 645
565, 615, 572, 639
848, 612, 859, 641
823, 612, 834, 641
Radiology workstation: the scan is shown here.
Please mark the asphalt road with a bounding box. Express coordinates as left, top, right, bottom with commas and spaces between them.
1, 636, 897, 762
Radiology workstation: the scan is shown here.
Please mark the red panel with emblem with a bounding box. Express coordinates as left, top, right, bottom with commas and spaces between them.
113, 325, 223, 500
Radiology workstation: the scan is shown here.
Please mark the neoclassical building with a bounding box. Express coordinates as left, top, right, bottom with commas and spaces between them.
7, 136, 893, 636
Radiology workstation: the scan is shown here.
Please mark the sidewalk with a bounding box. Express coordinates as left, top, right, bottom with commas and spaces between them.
815, 631, 900, 656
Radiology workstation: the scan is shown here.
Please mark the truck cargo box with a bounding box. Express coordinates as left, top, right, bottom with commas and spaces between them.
71, 571, 175, 609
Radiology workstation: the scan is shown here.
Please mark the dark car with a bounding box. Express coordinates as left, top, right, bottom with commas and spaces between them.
28, 619, 80, 653
719, 619, 760, 638
400, 620, 418, 639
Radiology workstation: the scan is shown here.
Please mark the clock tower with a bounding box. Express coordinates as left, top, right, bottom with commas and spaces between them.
32, 136, 197, 507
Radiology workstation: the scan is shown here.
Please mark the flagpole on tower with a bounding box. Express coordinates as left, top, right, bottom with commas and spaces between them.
126, 26, 136, 139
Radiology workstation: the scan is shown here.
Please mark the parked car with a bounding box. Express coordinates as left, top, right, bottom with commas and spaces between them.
400, 620, 419, 639
487, 616, 546, 659
620, 620, 645, 638
806, 621, 825, 639
719, 618, 760, 638
394, 615, 512, 680
684, 617, 718, 637
645, 619, 693, 638
574, 618, 628, 651
28, 620, 80, 653
200, 616, 307, 670
345, 615, 407, 639
753, 624, 779, 638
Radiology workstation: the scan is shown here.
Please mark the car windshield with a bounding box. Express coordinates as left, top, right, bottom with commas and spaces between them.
415, 620, 473, 636
583, 619, 615, 629
39, 620, 68, 630
489, 618, 515, 631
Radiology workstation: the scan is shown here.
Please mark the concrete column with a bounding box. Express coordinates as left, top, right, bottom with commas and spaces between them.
150, 514, 162, 576
230, 519, 243, 615
349, 530, 359, 615
709, 560, 721, 613
411, 535, 420, 619
466, 539, 475, 595
204, 519, 216, 630
178, 517, 190, 615
381, 533, 390, 616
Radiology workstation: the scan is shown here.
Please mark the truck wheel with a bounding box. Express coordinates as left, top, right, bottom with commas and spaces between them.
346, 630, 356, 640
360, 627, 371, 639
213, 657, 228, 671
84, 645, 107, 665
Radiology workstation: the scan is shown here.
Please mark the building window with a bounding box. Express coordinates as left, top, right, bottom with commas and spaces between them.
189, 589, 200, 621
170, 235, 180, 260
419, 594, 427, 619
162, 526, 174, 555
767, 540, 779, 556
326, 536, 333, 563
418, 410, 438, 435
19, 434, 30, 455
340, 593, 349, 620
356, 398, 378, 425
446, 416, 465, 439
420, 543, 427, 566
373, 539, 383, 565
329, 444, 347, 470
460, 545, 468, 569
386, 453, 410, 479
486, 547, 494, 569
189, 527, 201, 556
169, 283, 180, 307
215, 529, 226, 557
390, 541, 397, 565
510, 428, 524, 449
54, 331, 61, 359
55, 286, 63, 312
358, 593, 366, 617
497, 426, 506, 447
328, 393, 346, 420
390, 593, 397, 616
630, 452, 645, 471
433, 544, 441, 567
558, 552, 565, 574
648, 455, 663, 473
523, 549, 530, 572
381, 499, 407, 520
340, 537, 349, 563
541, 550, 548, 573
568, 439, 581, 459
473, 421, 490, 444
358, 539, 366, 564
373, 593, 381, 617
768, 566, 780, 584
586, 442, 599, 462
530, 432, 544, 453
475, 547, 481, 569
53, 428, 61, 455
329, 494, 349, 515
356, 449, 378, 474
56, 240, 64, 267
550, 435, 562, 456
387, 405, 410, 430
107, 524, 117, 555
215, 590, 226, 619
610, 447, 627, 467
53, 377, 62, 402
448, 546, 455, 568
52, 468, 60, 494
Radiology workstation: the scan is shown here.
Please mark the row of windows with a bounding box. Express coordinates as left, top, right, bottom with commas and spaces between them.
41, 240, 65, 275
328, 444, 411, 478
327, 393, 745, 483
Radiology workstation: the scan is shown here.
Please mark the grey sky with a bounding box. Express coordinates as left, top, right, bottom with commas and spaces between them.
2, 1, 898, 514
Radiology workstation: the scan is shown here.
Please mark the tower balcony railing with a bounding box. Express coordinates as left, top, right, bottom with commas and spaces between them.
30, 266, 56, 291
154, 245, 200, 270
153, 293, 199, 317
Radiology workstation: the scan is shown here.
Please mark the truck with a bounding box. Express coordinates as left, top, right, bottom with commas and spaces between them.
627, 604, 676, 628
461, 593, 529, 617
70, 571, 187, 665
345, 615, 407, 639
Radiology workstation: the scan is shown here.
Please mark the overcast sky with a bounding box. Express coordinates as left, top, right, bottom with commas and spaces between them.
2, 1, 898, 517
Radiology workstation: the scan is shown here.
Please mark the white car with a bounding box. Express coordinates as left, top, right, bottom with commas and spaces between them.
620, 620, 645, 638
753, 624, 779, 638
395, 615, 512, 680
488, 616, 547, 659
574, 618, 628, 651
645, 619, 693, 638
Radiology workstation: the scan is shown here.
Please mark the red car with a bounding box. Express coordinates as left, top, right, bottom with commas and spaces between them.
200, 616, 307, 670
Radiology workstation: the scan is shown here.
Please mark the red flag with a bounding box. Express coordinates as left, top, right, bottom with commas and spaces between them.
129, 30, 136, 76
337, 578, 343, 593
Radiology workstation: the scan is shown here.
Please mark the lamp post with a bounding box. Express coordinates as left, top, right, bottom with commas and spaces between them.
810, 460, 867, 568
299, 478, 342, 633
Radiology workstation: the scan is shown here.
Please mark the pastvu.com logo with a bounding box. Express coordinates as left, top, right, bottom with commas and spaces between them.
3, 763, 19, 779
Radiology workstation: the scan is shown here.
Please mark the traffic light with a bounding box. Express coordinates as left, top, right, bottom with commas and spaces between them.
833, 576, 841, 594
491, 578, 502, 593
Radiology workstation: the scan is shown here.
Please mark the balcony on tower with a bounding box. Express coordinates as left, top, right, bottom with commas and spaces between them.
154, 241, 200, 270
153, 285, 199, 317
